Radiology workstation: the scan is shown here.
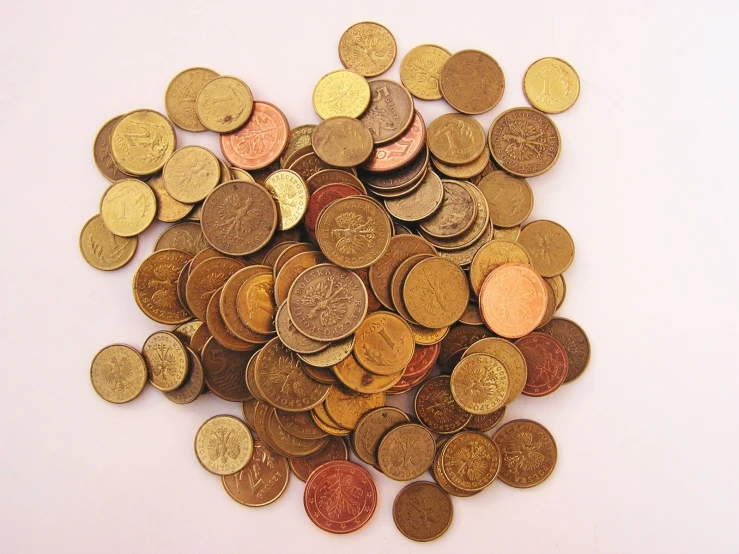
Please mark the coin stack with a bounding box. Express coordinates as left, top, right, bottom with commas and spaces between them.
84, 21, 590, 542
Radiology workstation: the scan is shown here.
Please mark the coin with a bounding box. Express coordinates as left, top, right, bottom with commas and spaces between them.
324, 386, 385, 430
303, 461, 377, 534
288, 151, 334, 182
90, 344, 148, 403
207, 288, 256, 352
305, 168, 366, 195
359, 79, 415, 144
338, 22, 397, 77
229, 167, 255, 183
403, 257, 469, 329
463, 337, 526, 405
333, 353, 403, 394
467, 406, 506, 432
469, 240, 532, 296
265, 408, 329, 457
489, 107, 561, 177
110, 109, 176, 176
281, 125, 316, 167
312, 402, 349, 435
263, 241, 298, 269
147, 173, 192, 222
384, 170, 443, 222
235, 273, 276, 335
477, 171, 534, 228
173, 320, 202, 344
400, 44, 451, 100
299, 336, 354, 368
393, 481, 453, 542
352, 407, 409, 465
515, 332, 568, 396
164, 67, 219, 132
194, 415, 253, 476
458, 302, 484, 326
93, 115, 131, 182
440, 430, 500, 491
201, 337, 254, 401
312, 70, 371, 119
494, 225, 521, 242
274, 250, 328, 305
438, 325, 491, 366
518, 220, 575, 277
195, 76, 253, 133
432, 447, 476, 498
493, 419, 557, 487
359, 111, 427, 173
312, 117, 374, 168
390, 254, 435, 322
420, 180, 488, 250
161, 146, 220, 204
79, 215, 137, 271
418, 180, 477, 239
439, 49, 505, 114
275, 409, 327, 441
545, 274, 566, 309
274, 301, 327, 354
388, 343, 440, 394
450, 353, 509, 415
99, 179, 156, 237
160, 346, 203, 403
220, 265, 272, 344
377, 423, 435, 480
414, 375, 471, 433
410, 324, 449, 346
186, 256, 244, 321
304, 184, 361, 242
133, 249, 192, 324
220, 101, 290, 170
523, 57, 580, 114
222, 440, 289, 506
427, 113, 486, 165
437, 222, 492, 268
142, 331, 189, 392
353, 312, 414, 375
290, 436, 348, 482
431, 149, 489, 180
263, 170, 309, 231
470, 156, 498, 185
538, 317, 590, 383
154, 221, 207, 255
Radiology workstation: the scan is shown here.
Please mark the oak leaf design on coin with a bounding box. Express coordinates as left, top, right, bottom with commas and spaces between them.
299, 277, 352, 326
332, 212, 377, 255
231, 111, 279, 157
319, 473, 363, 519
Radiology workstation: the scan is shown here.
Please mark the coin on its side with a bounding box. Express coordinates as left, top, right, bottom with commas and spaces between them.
403, 257, 469, 329
440, 49, 505, 114
493, 419, 557, 488
263, 170, 309, 231
400, 44, 451, 100
440, 430, 500, 491
359, 79, 415, 144
133, 249, 192, 324
142, 331, 189, 392
100, 179, 156, 237
339, 21, 397, 77
450, 353, 509, 415
378, 423, 435, 481
312, 117, 374, 168
538, 317, 590, 382
414, 375, 471, 434
393, 482, 453, 542
162, 146, 221, 204
194, 415, 253, 476
477, 171, 534, 228
518, 220, 575, 277
427, 113, 486, 165
196, 76, 253, 133
93, 115, 131, 182
313, 70, 371, 119
110, 109, 176, 176
79, 215, 137, 271
222, 440, 289, 506
165, 67, 219, 132
523, 57, 580, 114
90, 344, 148, 403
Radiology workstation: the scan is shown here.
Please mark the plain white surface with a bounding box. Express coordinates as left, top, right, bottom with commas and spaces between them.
1, 0, 738, 552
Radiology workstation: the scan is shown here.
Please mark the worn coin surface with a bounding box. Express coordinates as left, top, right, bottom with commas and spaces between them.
162, 146, 220, 204
110, 109, 176, 176
263, 170, 310, 231
186, 256, 244, 322
80, 215, 137, 271
90, 344, 148, 403
354, 311, 415, 375
164, 67, 219, 132
236, 273, 276, 335
516, 332, 569, 396
274, 301, 327, 354
403, 257, 469, 329
324, 387, 385, 430
163, 347, 204, 404
133, 249, 192, 324
196, 76, 253, 133
477, 171, 534, 228
518, 220, 575, 277
400, 44, 451, 100
359, 111, 427, 173
415, 375, 471, 434
450, 353, 509, 415
352, 407, 410, 465
523, 57, 580, 114
418, 180, 477, 239
333, 353, 403, 394
93, 115, 131, 181
421, 181, 488, 250
220, 101, 290, 170
194, 415, 253, 476
100, 179, 157, 237
427, 113, 486, 165
393, 481, 453, 542
148, 173, 193, 222
359, 79, 415, 144
493, 419, 557, 488
378, 423, 436, 481
201, 338, 254, 401
222, 440, 289, 506
304, 184, 361, 242
313, 69, 371, 119
142, 331, 189, 392
312, 117, 374, 167
439, 49, 505, 114
464, 337, 527, 405
384, 170, 443, 222
440, 430, 500, 491
281, 124, 316, 167
290, 436, 348, 482
338, 21, 397, 77
299, 335, 355, 368
469, 240, 532, 296
539, 317, 590, 382
154, 221, 208, 255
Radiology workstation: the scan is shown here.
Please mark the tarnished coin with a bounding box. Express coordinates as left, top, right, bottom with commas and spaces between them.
280, 124, 315, 168
420, 181, 488, 250
290, 436, 348, 482
194, 415, 253, 476
431, 148, 490, 180
312, 69, 371, 119
414, 375, 471, 434
378, 423, 435, 480
304, 184, 361, 242
523, 57, 580, 114
186, 256, 244, 322
305, 168, 366, 195
196, 76, 253, 133
545, 274, 567, 309
464, 337, 527, 405
201, 337, 254, 401
142, 331, 189, 392
275, 409, 327, 441
79, 215, 137, 271
163, 346, 204, 404
299, 335, 354, 368
165, 67, 219, 132
93, 115, 131, 182
206, 288, 256, 352
100, 179, 156, 237
539, 317, 590, 382
439, 325, 492, 366
477, 171, 534, 228
354, 312, 415, 375
493, 419, 557, 488
427, 113, 486, 165
154, 221, 208, 255
384, 170, 444, 222
148, 173, 193, 222
263, 169, 309, 231
393, 482, 453, 542
274, 250, 328, 305
450, 353, 509, 415
467, 406, 506, 432
400, 44, 451, 100
439, 49, 505, 114
352, 407, 409, 465
338, 22, 397, 77
236, 273, 276, 335
275, 302, 327, 354
403, 257, 469, 329
222, 440, 289, 506
440, 431, 500, 491
162, 146, 220, 204
324, 387, 385, 430
516, 332, 568, 396
333, 353, 403, 394
388, 343, 440, 394
359, 111, 426, 173
110, 109, 176, 176
312, 117, 374, 167
220, 101, 290, 170
390, 254, 435, 322
265, 408, 329, 457
359, 79, 415, 144
489, 107, 561, 177
410, 324, 449, 346
90, 344, 148, 403
469, 240, 532, 296
418, 180, 477, 239
518, 220, 575, 277
133, 249, 192, 324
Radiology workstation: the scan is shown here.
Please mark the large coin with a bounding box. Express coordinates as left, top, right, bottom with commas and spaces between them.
338, 22, 397, 77
439, 49, 505, 114
90, 344, 147, 403
110, 109, 176, 176
194, 415, 253, 476
164, 67, 219, 132
493, 419, 557, 487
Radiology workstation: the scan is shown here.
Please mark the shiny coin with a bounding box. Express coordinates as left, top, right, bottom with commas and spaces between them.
201, 338, 254, 401
236, 273, 276, 335
148, 173, 193, 222
186, 256, 244, 322
464, 337, 527, 405
220, 101, 290, 170
312, 117, 374, 167
477, 171, 534, 228
312, 70, 371, 119
403, 257, 469, 328
99, 179, 156, 237
133, 249, 192, 324
206, 288, 256, 352
79, 215, 137, 271
290, 436, 348, 482
93, 115, 131, 182
222, 440, 289, 506
110, 109, 176, 176
377, 423, 436, 480
523, 57, 580, 114
162, 146, 220, 204
384, 170, 443, 222
493, 419, 557, 487
518, 219, 575, 277
439, 49, 505, 114
354, 311, 415, 375
299, 335, 354, 368
450, 353, 509, 415
162, 346, 204, 404
263, 169, 309, 231
196, 76, 253, 133
333, 353, 404, 394
280, 124, 315, 168
418, 179, 477, 239
359, 79, 415, 144
142, 331, 189, 392
469, 239, 532, 296
165, 67, 219, 132
194, 415, 253, 476
516, 332, 568, 396
324, 387, 385, 430
400, 44, 451, 100
440, 430, 500, 491
359, 111, 426, 173
414, 375, 471, 434
393, 482, 453, 542
427, 113, 486, 165
220, 265, 272, 344
538, 317, 590, 382
90, 344, 147, 403
154, 221, 208, 255
352, 407, 409, 465
338, 22, 397, 77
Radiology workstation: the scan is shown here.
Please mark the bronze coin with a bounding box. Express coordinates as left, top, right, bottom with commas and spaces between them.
305, 168, 366, 195
265, 408, 329, 457
377, 423, 436, 481
427, 113, 486, 165
304, 184, 361, 242
538, 317, 591, 382
420, 180, 488, 250
312, 116, 374, 167
418, 180, 477, 239
189, 324, 212, 355
477, 171, 534, 228
359, 111, 427, 173
274, 301, 328, 355
275, 408, 327, 440
206, 288, 256, 352
390, 253, 435, 322
201, 337, 254, 402
359, 143, 427, 190
280, 124, 315, 168
438, 325, 492, 366
153, 221, 209, 255
274, 243, 319, 278
298, 335, 354, 368
163, 346, 205, 404
93, 115, 131, 181
352, 406, 410, 466
133, 249, 192, 325
414, 375, 471, 434
219, 101, 290, 170
359, 79, 415, 144
185, 256, 245, 322
403, 257, 469, 329
142, 331, 189, 392
288, 151, 335, 183
393, 481, 453, 542
440, 430, 500, 491
220, 265, 273, 344
289, 435, 348, 482
515, 332, 568, 397
222, 440, 290, 506
274, 250, 328, 306
493, 419, 557, 488
466, 406, 506, 432
236, 273, 277, 335
387, 343, 440, 395
440, 49, 505, 114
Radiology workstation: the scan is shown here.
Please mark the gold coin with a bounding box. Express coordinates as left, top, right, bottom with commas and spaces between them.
359, 79, 415, 144
265, 408, 329, 457
311, 404, 351, 437
206, 288, 256, 352
338, 21, 397, 77
186, 256, 245, 321
523, 57, 580, 114
110, 109, 176, 176
393, 481, 453, 542
274, 301, 328, 355
384, 170, 444, 222
99, 179, 156, 237
427, 113, 486, 165
162, 146, 220, 203
468, 239, 532, 295
431, 149, 490, 180
263, 169, 309, 231
133, 249, 192, 324
324, 387, 385, 430
354, 312, 414, 375
463, 337, 527, 405
245, 353, 268, 401
545, 274, 567, 309
163, 346, 205, 404
147, 173, 193, 222
196, 76, 254, 133
493, 419, 556, 487
154, 222, 208, 255
477, 171, 533, 228
333, 353, 403, 394
432, 448, 476, 498
164, 67, 219, 132
90, 344, 147, 403
450, 353, 509, 415
79, 215, 137, 271
305, 169, 366, 195
518, 220, 575, 277
403, 257, 469, 328
280, 124, 315, 168
229, 167, 255, 183
312, 69, 371, 119
194, 415, 253, 476
299, 336, 355, 368
236, 273, 276, 335
377, 423, 435, 480
439, 49, 505, 114
274, 250, 327, 305
494, 225, 521, 242
352, 407, 409, 465
414, 375, 471, 434
458, 302, 484, 326
440, 431, 500, 491
172, 320, 203, 344
93, 115, 131, 182
390, 253, 435, 322
410, 324, 449, 346
222, 440, 289, 506
312, 117, 374, 168
400, 44, 451, 101
221, 266, 272, 343
420, 180, 488, 250
142, 331, 189, 392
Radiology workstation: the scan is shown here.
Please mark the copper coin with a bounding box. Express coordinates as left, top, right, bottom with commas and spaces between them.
288, 151, 335, 182
275, 408, 327, 440
290, 436, 348, 482
438, 325, 492, 366
359, 111, 426, 172
305, 169, 366, 195
390, 253, 435, 322
274, 301, 328, 354
466, 406, 506, 432
222, 440, 290, 507
515, 332, 568, 396
414, 375, 471, 434
538, 317, 591, 382
359, 79, 415, 144
304, 184, 361, 242
388, 343, 440, 394
493, 419, 557, 488
220, 101, 290, 170
393, 481, 453, 542
200, 337, 254, 402
185, 256, 245, 322
303, 460, 377, 534
206, 288, 257, 352
133, 249, 192, 325
439, 49, 505, 114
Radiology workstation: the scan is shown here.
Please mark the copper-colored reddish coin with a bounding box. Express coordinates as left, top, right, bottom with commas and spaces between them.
304, 184, 361, 241
304, 460, 377, 534
220, 101, 289, 170
359, 111, 426, 173
515, 332, 568, 397
388, 343, 440, 394
359, 145, 428, 191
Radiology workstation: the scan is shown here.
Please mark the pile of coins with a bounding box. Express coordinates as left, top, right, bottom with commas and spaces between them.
84, 21, 590, 542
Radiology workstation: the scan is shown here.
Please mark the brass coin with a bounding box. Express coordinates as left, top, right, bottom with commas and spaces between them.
333, 353, 404, 394
288, 151, 334, 182
265, 408, 329, 457
414, 375, 471, 434
110, 109, 176, 176
312, 117, 374, 168
338, 22, 397, 77
162, 146, 221, 203
164, 67, 219, 132
440, 430, 500, 491
458, 302, 484, 326
463, 337, 527, 405
439, 325, 492, 366
518, 220, 575, 277
222, 440, 289, 506
450, 353, 509, 415
427, 113, 486, 165
324, 386, 385, 430
221, 265, 272, 344
229, 167, 255, 183
305, 168, 366, 195
410, 324, 449, 346
289, 436, 348, 482
538, 317, 591, 382
489, 107, 561, 177
194, 415, 253, 476
377, 423, 435, 480
437, 223, 492, 268
393, 482, 453, 542
163, 346, 205, 404
154, 221, 208, 255
538, 279, 557, 328
304, 364, 339, 385
186, 256, 244, 322
420, 180, 488, 250
352, 406, 409, 466
142, 331, 189, 392
90, 344, 147, 403
195, 76, 254, 133
418, 180, 477, 239
206, 288, 256, 352
359, 79, 415, 144
79, 215, 137, 271
275, 409, 327, 441
201, 180, 278, 256
173, 320, 202, 344
400, 44, 451, 101
274, 250, 328, 306
523, 57, 580, 114
273, 242, 318, 278
275, 301, 328, 355
263, 170, 309, 231
93, 115, 131, 182
354, 312, 415, 375
236, 273, 276, 335
439, 49, 505, 114
133, 249, 192, 324
312, 69, 371, 119
280, 124, 315, 168
493, 419, 557, 488
468, 239, 532, 295
477, 171, 534, 228
311, 403, 351, 436
148, 173, 193, 222
494, 225, 521, 242
384, 170, 444, 222
432, 448, 476, 498
99, 179, 156, 237
201, 337, 254, 401
299, 336, 355, 368
189, 324, 212, 355
283, 145, 315, 171
431, 149, 490, 180
545, 274, 567, 309
263, 241, 298, 269
390, 253, 435, 322
403, 257, 469, 329
466, 406, 506, 432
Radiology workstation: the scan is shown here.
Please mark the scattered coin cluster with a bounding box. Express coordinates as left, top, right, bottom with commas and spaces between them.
84, 21, 589, 542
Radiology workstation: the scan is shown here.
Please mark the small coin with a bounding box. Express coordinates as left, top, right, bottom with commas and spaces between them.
545, 274, 567, 310
274, 250, 328, 305
236, 273, 276, 335
142, 331, 189, 392
100, 179, 156, 237
290, 436, 348, 482
163, 347, 205, 404
494, 225, 521, 242
201, 337, 254, 401
275, 409, 327, 441
194, 415, 253, 476
440, 49, 505, 114
469, 239, 532, 296
275, 301, 328, 354
463, 337, 527, 405
431, 149, 490, 180
312, 117, 374, 168
313, 70, 371, 119
324, 386, 385, 430
263, 170, 309, 231
173, 320, 202, 344
299, 336, 354, 368
440, 430, 500, 491
110, 109, 176, 176
186, 256, 244, 322
420, 180, 488, 250
477, 171, 534, 228
305, 168, 366, 195
489, 107, 561, 177
518, 220, 575, 277
414, 375, 471, 433
220, 265, 272, 344
148, 173, 193, 222
400, 44, 451, 100
523, 57, 580, 114
388, 343, 440, 394
339, 22, 397, 77
206, 288, 256, 352
516, 332, 568, 396
466, 406, 506, 432
154, 221, 208, 255
196, 76, 253, 133
165, 67, 219, 132
265, 408, 329, 457
93, 115, 131, 182
220, 101, 290, 170
390, 253, 435, 322
439, 325, 492, 366
304, 184, 361, 242
280, 124, 315, 167
418, 180, 477, 239
493, 419, 557, 487
539, 317, 590, 382
427, 113, 486, 165
359, 79, 415, 144
90, 344, 147, 403
133, 249, 192, 324
79, 215, 137, 271
222, 440, 289, 506
384, 170, 444, 222
377, 423, 435, 480
393, 481, 453, 542
403, 257, 469, 329
450, 353, 509, 415
162, 146, 220, 204
354, 312, 415, 375
359, 111, 427, 173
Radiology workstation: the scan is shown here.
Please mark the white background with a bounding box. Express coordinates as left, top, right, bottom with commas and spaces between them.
1, 0, 738, 552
